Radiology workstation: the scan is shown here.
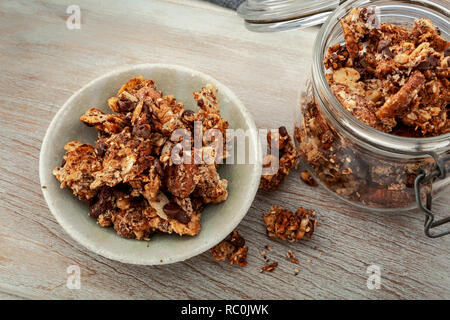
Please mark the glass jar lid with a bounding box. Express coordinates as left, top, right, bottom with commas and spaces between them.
237, 0, 344, 32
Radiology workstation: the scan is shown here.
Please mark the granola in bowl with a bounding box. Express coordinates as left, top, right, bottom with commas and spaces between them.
53, 76, 230, 240
40, 64, 261, 265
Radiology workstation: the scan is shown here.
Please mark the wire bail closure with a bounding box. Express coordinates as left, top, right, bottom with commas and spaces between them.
414, 152, 450, 238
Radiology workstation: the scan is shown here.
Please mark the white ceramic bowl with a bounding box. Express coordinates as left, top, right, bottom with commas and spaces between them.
40, 64, 261, 265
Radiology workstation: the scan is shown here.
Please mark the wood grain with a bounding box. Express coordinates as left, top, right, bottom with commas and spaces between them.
0, 0, 448, 300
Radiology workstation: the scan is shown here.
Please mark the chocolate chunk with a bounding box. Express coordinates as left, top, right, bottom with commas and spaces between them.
163, 203, 191, 224
377, 39, 391, 53
279, 126, 288, 137
230, 231, 245, 248
117, 98, 135, 113
191, 197, 204, 212
182, 110, 195, 118
89, 187, 113, 219
61, 158, 66, 167
153, 158, 164, 177
382, 47, 394, 58
197, 99, 204, 108
132, 123, 151, 139
112, 183, 131, 199
95, 140, 107, 157
165, 164, 198, 198
142, 103, 152, 119
416, 55, 440, 71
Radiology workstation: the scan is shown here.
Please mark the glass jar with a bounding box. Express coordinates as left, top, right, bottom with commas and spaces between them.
237, 0, 342, 32
294, 0, 449, 220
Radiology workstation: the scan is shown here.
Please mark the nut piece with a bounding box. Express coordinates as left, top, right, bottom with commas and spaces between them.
332, 67, 360, 85
263, 205, 317, 242
210, 230, 248, 267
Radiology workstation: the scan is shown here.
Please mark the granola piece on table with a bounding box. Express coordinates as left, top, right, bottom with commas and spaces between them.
52, 141, 102, 201
263, 205, 317, 242
210, 230, 248, 267
259, 126, 297, 191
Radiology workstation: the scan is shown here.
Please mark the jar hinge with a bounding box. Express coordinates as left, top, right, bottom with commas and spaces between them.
414, 152, 450, 238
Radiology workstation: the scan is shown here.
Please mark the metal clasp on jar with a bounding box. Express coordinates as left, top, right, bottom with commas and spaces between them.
414, 152, 450, 238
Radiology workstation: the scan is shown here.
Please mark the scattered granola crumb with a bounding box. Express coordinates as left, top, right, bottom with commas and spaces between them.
260, 262, 278, 273
286, 250, 299, 264
259, 249, 267, 260
229, 246, 248, 267
41, 185, 47, 189
300, 171, 318, 187
263, 205, 317, 242
307, 258, 312, 263
264, 244, 272, 251
210, 230, 248, 267
317, 252, 322, 258
294, 268, 300, 276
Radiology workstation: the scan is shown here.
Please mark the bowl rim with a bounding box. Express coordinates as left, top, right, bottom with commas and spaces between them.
39, 63, 262, 265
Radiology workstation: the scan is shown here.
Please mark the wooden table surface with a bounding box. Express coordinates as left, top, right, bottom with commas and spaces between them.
1, 0, 449, 300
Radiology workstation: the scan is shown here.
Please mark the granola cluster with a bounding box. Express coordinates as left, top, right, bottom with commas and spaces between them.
296, 8, 445, 208
262, 205, 317, 242
259, 126, 297, 190
324, 7, 449, 137
210, 230, 248, 266
53, 77, 229, 240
